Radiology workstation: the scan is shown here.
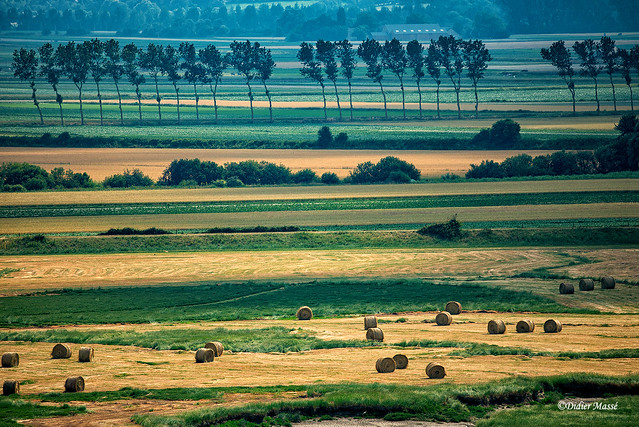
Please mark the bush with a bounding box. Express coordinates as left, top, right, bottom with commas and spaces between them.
317, 126, 333, 148
349, 157, 420, 183
3, 184, 26, 192
440, 173, 460, 181
320, 172, 340, 184
158, 159, 223, 186
103, 169, 153, 188
1, 162, 51, 189
417, 217, 463, 240
466, 160, 504, 179
226, 176, 244, 187
489, 119, 521, 148
293, 169, 319, 184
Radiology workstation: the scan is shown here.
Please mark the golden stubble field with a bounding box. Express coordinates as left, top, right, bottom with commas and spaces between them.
0, 147, 559, 180
2, 311, 638, 426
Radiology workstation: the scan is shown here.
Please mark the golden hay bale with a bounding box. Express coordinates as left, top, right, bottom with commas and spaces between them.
1, 352, 19, 368
544, 319, 563, 333
78, 347, 94, 363
487, 320, 506, 334
601, 276, 616, 290
393, 354, 409, 369
435, 311, 453, 326
2, 380, 19, 396
559, 282, 574, 294
516, 319, 535, 333
195, 348, 214, 363
64, 376, 84, 393
204, 342, 224, 357
445, 301, 462, 315
375, 357, 396, 373
296, 306, 313, 320
579, 278, 595, 291
366, 327, 384, 342
364, 316, 378, 330
426, 362, 446, 379
51, 343, 72, 359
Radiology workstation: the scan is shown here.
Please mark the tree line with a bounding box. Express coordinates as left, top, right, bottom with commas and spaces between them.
13, 38, 274, 126
541, 37, 639, 113
466, 114, 639, 178
13, 35, 490, 125
1, 155, 422, 192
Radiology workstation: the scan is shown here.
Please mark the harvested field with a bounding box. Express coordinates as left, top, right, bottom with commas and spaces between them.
1, 179, 637, 207
0, 147, 560, 180
1, 203, 636, 234
0, 248, 636, 295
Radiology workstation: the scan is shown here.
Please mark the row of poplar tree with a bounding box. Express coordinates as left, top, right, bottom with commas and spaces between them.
541, 36, 639, 113
12, 35, 493, 125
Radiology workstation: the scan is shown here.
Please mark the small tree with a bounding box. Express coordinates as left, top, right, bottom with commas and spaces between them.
254, 42, 276, 123
199, 44, 227, 123
541, 41, 577, 114
618, 49, 634, 111
162, 45, 182, 123
13, 48, 44, 125
573, 39, 603, 112
298, 42, 327, 120
180, 42, 205, 122
317, 40, 342, 121
229, 40, 257, 122
86, 39, 107, 125
426, 42, 442, 119
336, 40, 357, 121
382, 38, 408, 119
140, 43, 164, 122
57, 41, 90, 125
436, 35, 465, 119
105, 39, 124, 125
489, 119, 521, 148
357, 39, 387, 119
463, 39, 492, 118
406, 40, 425, 119
122, 43, 145, 123
600, 36, 619, 112
317, 126, 333, 148
38, 43, 64, 125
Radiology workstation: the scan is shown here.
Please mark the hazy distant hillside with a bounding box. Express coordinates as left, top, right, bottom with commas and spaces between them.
1, 0, 637, 40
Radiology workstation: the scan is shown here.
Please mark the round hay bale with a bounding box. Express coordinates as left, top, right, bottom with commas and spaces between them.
78, 347, 94, 363
487, 320, 506, 334
375, 357, 396, 373
445, 301, 462, 315
579, 278, 595, 291
2, 380, 19, 396
393, 354, 409, 369
516, 319, 535, 333
195, 348, 214, 363
64, 376, 84, 393
559, 282, 574, 294
1, 352, 19, 368
364, 316, 378, 330
435, 311, 453, 326
296, 306, 313, 320
426, 362, 446, 379
544, 319, 563, 333
51, 343, 72, 359
204, 342, 224, 357
601, 276, 616, 290
365, 327, 384, 342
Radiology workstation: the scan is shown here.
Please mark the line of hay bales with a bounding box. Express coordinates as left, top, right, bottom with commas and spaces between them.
487, 319, 562, 334
561, 276, 617, 294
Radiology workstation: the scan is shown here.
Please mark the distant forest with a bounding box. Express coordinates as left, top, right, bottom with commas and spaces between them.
1, 0, 638, 40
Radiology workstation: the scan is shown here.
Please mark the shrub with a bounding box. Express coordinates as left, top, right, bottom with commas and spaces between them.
24, 176, 48, 190
489, 119, 521, 148
465, 160, 504, 179
223, 160, 261, 185
158, 159, 223, 186
417, 217, 463, 240
349, 157, 420, 184
440, 173, 460, 181
1, 162, 51, 189
317, 126, 333, 148
388, 170, 411, 183
3, 184, 26, 192
260, 162, 292, 185
103, 169, 153, 188
320, 172, 340, 184
226, 177, 244, 187
293, 169, 319, 184
50, 167, 94, 189
501, 154, 533, 177
615, 113, 638, 135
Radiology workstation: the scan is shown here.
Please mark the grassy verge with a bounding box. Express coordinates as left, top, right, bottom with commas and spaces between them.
2, 227, 638, 255
0, 280, 579, 327
125, 374, 639, 426
0, 397, 86, 426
